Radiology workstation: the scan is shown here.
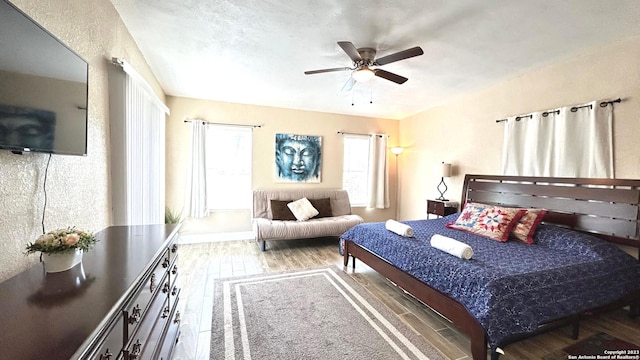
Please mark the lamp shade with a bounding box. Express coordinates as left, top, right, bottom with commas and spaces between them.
352, 67, 375, 82
440, 163, 452, 178
391, 147, 404, 155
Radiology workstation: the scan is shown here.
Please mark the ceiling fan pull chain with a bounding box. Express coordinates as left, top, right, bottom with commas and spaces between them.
370, 86, 373, 104
351, 89, 355, 106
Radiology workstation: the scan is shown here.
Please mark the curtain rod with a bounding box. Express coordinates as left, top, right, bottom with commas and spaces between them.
184, 119, 262, 128
337, 131, 388, 137
495, 98, 622, 123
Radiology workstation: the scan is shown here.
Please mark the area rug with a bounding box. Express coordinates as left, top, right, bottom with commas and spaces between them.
542, 332, 640, 360
211, 267, 444, 359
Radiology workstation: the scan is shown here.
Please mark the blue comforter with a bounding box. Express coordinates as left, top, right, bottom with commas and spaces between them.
340, 214, 640, 348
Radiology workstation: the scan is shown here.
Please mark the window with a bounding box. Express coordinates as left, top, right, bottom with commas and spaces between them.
109, 60, 168, 225
342, 135, 370, 206
205, 125, 252, 210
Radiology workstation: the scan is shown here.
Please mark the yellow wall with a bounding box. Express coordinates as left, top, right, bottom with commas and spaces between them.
399, 35, 640, 221
3, 1, 639, 282
0, 0, 163, 283
165, 96, 400, 223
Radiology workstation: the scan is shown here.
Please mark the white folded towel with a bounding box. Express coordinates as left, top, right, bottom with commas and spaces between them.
385, 219, 414, 237
430, 234, 474, 260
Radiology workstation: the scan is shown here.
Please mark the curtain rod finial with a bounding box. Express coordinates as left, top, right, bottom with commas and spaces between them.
111, 57, 124, 67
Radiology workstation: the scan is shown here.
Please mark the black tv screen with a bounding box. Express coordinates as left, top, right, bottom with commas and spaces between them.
0, 0, 88, 156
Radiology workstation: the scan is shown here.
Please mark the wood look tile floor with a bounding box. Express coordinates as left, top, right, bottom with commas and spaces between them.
171, 237, 640, 360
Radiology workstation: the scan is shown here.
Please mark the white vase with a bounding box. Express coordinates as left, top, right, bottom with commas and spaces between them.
43, 249, 83, 273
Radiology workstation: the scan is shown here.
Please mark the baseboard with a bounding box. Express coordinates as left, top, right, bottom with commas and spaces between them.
178, 231, 255, 244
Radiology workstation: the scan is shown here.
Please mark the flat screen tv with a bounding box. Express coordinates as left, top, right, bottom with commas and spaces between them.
0, 0, 88, 156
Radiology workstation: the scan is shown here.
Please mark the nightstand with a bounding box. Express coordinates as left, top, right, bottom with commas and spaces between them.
427, 199, 458, 219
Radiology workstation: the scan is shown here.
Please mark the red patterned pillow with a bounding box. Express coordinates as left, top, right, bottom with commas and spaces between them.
511, 209, 547, 244
445, 202, 486, 228
446, 202, 527, 242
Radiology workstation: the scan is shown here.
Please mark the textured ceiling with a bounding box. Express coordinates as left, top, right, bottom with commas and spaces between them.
110, 0, 640, 120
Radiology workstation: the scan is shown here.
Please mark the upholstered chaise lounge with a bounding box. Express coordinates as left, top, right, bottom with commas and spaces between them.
252, 189, 364, 251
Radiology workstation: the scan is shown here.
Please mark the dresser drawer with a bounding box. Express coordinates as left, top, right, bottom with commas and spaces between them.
93, 315, 125, 360
149, 300, 175, 359
427, 200, 445, 214
123, 249, 169, 341
124, 274, 168, 343
124, 293, 168, 360
168, 253, 180, 309
426, 200, 458, 217
125, 298, 172, 360
156, 300, 181, 360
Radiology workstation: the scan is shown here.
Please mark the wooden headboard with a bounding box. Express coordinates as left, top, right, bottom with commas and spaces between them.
461, 174, 640, 250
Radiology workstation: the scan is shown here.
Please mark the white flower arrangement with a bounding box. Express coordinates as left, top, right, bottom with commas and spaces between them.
25, 227, 98, 255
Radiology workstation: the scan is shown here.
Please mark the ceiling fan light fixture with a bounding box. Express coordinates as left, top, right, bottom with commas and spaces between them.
352, 67, 375, 82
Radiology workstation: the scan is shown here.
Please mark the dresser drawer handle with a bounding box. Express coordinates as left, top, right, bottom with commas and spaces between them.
172, 265, 178, 275
171, 285, 178, 296
129, 339, 142, 359
162, 258, 170, 268
162, 282, 170, 294
128, 305, 141, 325
150, 273, 156, 292
174, 311, 181, 325
171, 243, 178, 253
161, 306, 170, 319
99, 349, 113, 360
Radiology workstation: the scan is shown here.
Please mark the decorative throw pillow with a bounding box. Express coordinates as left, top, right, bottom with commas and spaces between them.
446, 202, 526, 242
309, 198, 332, 218
446, 202, 487, 229
270, 200, 297, 221
287, 197, 319, 221
511, 208, 548, 244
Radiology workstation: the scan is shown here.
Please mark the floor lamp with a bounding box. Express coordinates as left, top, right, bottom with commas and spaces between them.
391, 147, 404, 219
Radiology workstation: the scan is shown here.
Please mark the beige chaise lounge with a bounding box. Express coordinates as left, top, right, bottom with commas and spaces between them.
252, 189, 364, 251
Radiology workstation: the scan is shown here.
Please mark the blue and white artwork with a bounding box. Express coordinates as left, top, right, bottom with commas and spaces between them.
275, 133, 322, 183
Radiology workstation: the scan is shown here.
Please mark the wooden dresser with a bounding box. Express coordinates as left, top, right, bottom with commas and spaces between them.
0, 224, 181, 360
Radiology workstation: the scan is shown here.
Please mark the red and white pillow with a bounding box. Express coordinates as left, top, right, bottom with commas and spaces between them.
446, 202, 526, 242
510, 208, 548, 244
447, 202, 547, 244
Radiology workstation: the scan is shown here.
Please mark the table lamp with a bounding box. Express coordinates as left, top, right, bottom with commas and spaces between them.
437, 162, 452, 201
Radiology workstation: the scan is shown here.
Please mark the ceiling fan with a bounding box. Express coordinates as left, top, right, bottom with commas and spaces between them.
304, 41, 424, 91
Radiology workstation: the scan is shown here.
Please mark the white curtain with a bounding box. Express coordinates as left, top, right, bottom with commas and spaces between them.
366, 134, 390, 209
184, 120, 207, 218
502, 100, 613, 178
109, 59, 168, 225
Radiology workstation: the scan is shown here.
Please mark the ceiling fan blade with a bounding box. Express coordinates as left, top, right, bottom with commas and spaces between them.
337, 41, 362, 62
374, 69, 408, 84
341, 77, 356, 92
374, 46, 424, 66
304, 67, 351, 75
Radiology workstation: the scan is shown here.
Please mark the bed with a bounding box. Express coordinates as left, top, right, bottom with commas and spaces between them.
341, 174, 640, 360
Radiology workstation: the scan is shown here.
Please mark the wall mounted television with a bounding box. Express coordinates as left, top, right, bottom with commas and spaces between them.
0, 0, 88, 156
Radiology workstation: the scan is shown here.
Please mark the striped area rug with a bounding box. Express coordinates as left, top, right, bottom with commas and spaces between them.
211, 267, 444, 360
